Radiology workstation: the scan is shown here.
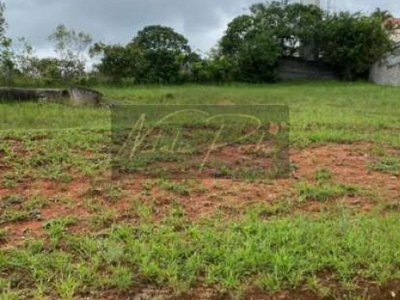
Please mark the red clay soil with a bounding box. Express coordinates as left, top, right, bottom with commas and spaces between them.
292, 143, 400, 198
1, 178, 92, 245
245, 279, 400, 300
1, 142, 400, 245
88, 279, 400, 300
1, 143, 400, 299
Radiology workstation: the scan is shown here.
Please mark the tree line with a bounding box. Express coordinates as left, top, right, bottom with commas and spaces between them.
0, 1, 398, 86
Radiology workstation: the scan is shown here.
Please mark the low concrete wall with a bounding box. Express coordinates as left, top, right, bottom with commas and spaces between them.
0, 87, 103, 105
278, 58, 337, 81
0, 88, 69, 101
70, 87, 102, 106
38, 89, 70, 100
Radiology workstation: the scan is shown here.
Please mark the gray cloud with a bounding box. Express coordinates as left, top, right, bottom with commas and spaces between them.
3, 0, 400, 57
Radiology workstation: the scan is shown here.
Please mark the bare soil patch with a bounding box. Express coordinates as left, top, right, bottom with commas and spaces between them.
2, 142, 399, 245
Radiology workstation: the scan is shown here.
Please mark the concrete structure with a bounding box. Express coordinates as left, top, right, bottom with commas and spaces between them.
370, 19, 400, 86
70, 87, 102, 106
0, 88, 69, 101
370, 43, 400, 87
0, 87, 103, 105
278, 57, 337, 81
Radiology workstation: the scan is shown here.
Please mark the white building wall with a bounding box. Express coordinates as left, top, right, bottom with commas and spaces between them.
370, 61, 400, 87
370, 45, 400, 86
391, 30, 400, 43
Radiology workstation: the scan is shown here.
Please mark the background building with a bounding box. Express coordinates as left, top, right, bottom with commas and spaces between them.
370, 18, 400, 86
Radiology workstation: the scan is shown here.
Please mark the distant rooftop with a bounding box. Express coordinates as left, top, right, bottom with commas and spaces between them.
384, 18, 400, 26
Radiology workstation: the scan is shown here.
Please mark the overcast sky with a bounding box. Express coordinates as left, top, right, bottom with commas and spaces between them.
3, 0, 400, 57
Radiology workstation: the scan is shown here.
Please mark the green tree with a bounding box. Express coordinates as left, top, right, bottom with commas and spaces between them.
371, 8, 393, 23
0, 2, 14, 84
191, 48, 235, 83
91, 42, 146, 83
250, 2, 324, 57
35, 58, 63, 84
219, 2, 325, 82
131, 25, 192, 83
90, 3, 394, 84
48, 24, 93, 80
0, 1, 5, 38
220, 15, 255, 58
220, 11, 282, 82
14, 37, 39, 79
93, 25, 193, 84
91, 43, 130, 81
320, 12, 394, 80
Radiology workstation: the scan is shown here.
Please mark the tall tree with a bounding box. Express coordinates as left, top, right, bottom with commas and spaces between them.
90, 42, 146, 82
48, 25, 93, 80
0, 2, 14, 84
0, 1, 5, 39
320, 12, 394, 79
220, 14, 281, 82
250, 2, 324, 57
131, 25, 192, 83
14, 37, 39, 78
219, 2, 325, 82
220, 15, 255, 58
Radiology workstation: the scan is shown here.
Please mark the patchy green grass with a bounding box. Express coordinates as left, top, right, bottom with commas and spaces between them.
382, 200, 400, 212
314, 168, 334, 182
158, 179, 193, 196
0, 195, 51, 225
295, 167, 365, 202
370, 156, 400, 176
99, 82, 400, 147
0, 228, 8, 243
297, 181, 361, 202
1, 82, 400, 299
0, 82, 399, 182
0, 130, 110, 182
1, 211, 400, 299
1, 82, 400, 147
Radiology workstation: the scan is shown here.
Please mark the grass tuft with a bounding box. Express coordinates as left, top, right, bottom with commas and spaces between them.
298, 181, 360, 202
